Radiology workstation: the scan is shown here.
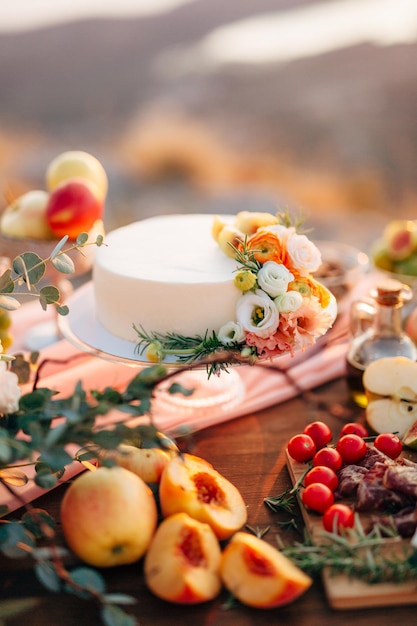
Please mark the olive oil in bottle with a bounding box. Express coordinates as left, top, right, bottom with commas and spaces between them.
346, 279, 417, 408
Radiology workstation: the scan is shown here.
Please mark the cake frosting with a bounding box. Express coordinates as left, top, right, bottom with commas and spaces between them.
93, 214, 240, 343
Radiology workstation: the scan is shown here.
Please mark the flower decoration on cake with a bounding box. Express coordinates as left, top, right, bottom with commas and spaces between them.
135, 211, 335, 374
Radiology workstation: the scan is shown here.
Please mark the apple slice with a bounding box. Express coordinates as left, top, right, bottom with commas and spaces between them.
363, 356, 417, 437
144, 512, 222, 604
60, 466, 157, 567
159, 453, 247, 540
220, 531, 312, 608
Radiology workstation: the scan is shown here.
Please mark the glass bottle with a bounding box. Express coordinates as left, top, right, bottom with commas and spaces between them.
346, 279, 417, 408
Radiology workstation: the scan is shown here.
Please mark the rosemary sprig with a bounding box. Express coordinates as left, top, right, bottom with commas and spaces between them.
133, 326, 254, 375
264, 465, 310, 513
281, 520, 417, 584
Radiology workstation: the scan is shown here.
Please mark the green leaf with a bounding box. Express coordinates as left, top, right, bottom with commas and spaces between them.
167, 382, 195, 397
102, 593, 137, 606
50, 236, 69, 259
96, 234, 104, 246
34, 471, 58, 489
76, 232, 89, 245
19, 388, 56, 412
0, 468, 28, 487
0, 598, 42, 621
0, 294, 20, 311
101, 604, 138, 626
0, 522, 35, 558
35, 561, 61, 592
22, 508, 56, 539
13, 252, 45, 285
37, 447, 73, 472
51, 253, 75, 274
56, 304, 69, 316
0, 269, 14, 293
0, 428, 12, 464
67, 566, 106, 599
39, 285, 60, 306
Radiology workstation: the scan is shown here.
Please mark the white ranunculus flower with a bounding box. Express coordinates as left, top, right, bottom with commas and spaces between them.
257, 261, 294, 297
0, 361, 21, 414
236, 289, 279, 338
286, 232, 322, 275
274, 290, 304, 313
218, 321, 246, 345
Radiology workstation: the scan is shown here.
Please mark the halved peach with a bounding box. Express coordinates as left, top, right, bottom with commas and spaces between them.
144, 512, 222, 604
159, 453, 247, 540
220, 532, 312, 608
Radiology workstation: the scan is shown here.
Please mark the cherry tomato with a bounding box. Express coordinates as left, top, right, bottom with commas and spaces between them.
287, 434, 316, 463
336, 433, 367, 464
304, 465, 339, 492
340, 422, 369, 438
301, 483, 334, 514
303, 421, 332, 450
323, 503, 355, 533
374, 432, 403, 459
312, 446, 343, 472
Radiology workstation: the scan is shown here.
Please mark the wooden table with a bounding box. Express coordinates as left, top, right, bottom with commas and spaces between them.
1, 375, 415, 626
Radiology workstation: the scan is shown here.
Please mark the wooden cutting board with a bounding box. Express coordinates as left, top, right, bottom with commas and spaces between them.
286, 450, 417, 609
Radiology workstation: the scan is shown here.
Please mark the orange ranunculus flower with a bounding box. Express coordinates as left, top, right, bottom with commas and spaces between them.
288, 276, 331, 308
246, 230, 288, 265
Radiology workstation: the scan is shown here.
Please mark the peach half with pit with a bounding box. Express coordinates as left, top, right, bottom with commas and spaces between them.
60, 466, 157, 567
144, 512, 222, 604
159, 453, 247, 540
220, 532, 312, 608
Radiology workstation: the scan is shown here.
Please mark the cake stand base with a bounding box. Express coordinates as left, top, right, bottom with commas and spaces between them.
152, 368, 245, 422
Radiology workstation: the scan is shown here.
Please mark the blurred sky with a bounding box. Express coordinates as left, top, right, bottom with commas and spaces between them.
0, 0, 195, 32
1, 0, 416, 67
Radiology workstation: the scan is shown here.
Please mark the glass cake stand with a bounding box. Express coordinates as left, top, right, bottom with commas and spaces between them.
58, 282, 246, 420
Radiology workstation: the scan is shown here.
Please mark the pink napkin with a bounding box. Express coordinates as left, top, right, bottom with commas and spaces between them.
3, 275, 379, 513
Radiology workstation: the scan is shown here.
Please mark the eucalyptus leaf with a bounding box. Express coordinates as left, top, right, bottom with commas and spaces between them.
35, 561, 61, 592
76, 232, 89, 245
13, 252, 45, 285
37, 447, 73, 472
67, 566, 106, 599
51, 253, 75, 274
0, 523, 35, 558
0, 294, 20, 311
22, 508, 56, 539
101, 604, 138, 626
34, 471, 58, 489
50, 236, 69, 259
0, 268, 14, 293
56, 304, 69, 316
102, 594, 137, 606
0, 467, 28, 487
39, 285, 60, 305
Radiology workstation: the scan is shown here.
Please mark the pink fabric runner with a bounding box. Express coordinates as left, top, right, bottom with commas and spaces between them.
3, 276, 378, 512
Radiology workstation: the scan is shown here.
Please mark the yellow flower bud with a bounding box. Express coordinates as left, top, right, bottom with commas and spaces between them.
146, 341, 163, 362
234, 269, 257, 292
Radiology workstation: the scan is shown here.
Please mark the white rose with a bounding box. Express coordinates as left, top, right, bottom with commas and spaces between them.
218, 321, 246, 345
274, 290, 303, 313
236, 289, 279, 338
257, 261, 294, 297
0, 361, 21, 414
286, 232, 322, 275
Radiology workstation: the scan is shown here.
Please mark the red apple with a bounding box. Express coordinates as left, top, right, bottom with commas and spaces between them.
45, 178, 104, 239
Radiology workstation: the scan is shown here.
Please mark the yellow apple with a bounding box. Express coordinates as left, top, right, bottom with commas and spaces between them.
220, 531, 312, 608
0, 190, 54, 239
110, 443, 175, 483
60, 466, 157, 567
144, 512, 222, 604
46, 150, 108, 201
159, 453, 247, 540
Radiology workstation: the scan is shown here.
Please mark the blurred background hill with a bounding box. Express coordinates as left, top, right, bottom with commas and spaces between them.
0, 0, 416, 248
